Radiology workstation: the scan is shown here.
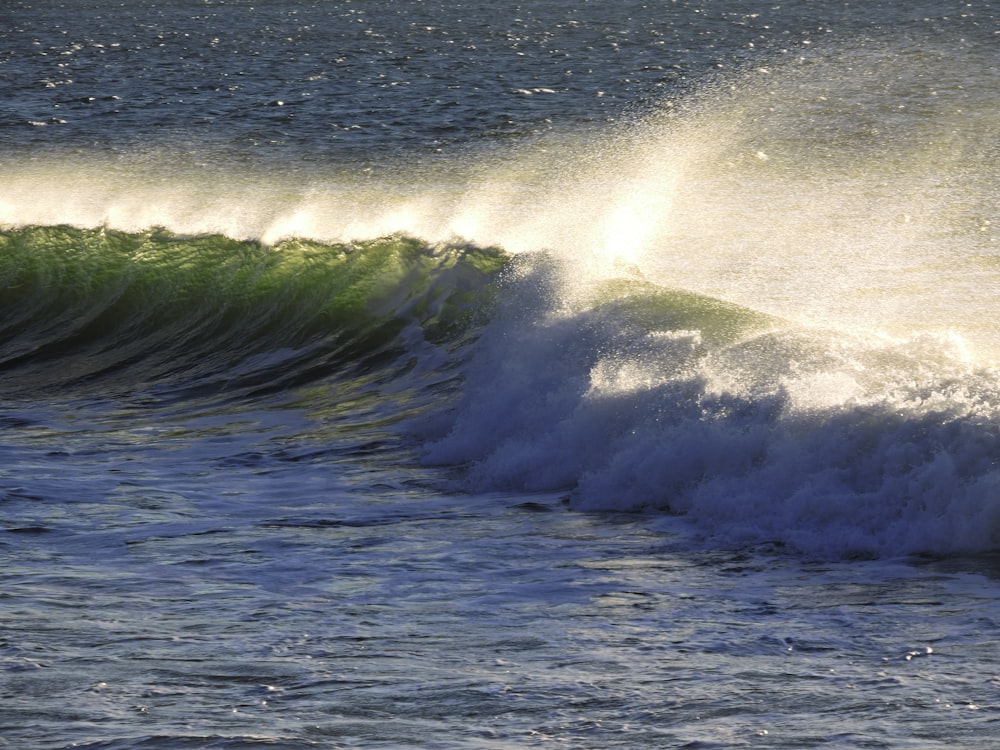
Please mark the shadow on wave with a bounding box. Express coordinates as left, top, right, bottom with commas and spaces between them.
0, 225, 506, 402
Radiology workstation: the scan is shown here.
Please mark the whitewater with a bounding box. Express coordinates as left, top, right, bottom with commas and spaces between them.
2, 1, 1000, 747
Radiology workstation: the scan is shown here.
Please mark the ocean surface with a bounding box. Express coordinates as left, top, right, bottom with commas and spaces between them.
2, 1, 1000, 747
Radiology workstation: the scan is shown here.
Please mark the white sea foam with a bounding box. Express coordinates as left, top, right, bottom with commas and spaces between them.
4, 39, 999, 558
419, 249, 1000, 558
396, 43, 1000, 556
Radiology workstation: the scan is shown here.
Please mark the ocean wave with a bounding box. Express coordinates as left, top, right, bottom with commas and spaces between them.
0, 225, 506, 399
7, 221, 1000, 557
4, 223, 1000, 558
418, 252, 1000, 558
4, 33, 999, 558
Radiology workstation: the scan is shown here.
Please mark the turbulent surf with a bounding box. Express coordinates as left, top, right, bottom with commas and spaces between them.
5, 217, 1000, 557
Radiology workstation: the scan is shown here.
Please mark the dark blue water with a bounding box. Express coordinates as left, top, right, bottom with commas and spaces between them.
6, 0, 993, 160
3, 2, 1000, 748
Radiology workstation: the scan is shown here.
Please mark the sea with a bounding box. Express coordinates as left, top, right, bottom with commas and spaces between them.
2, 1, 1000, 747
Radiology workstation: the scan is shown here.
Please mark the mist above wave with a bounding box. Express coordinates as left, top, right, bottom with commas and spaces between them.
417, 250, 1000, 559
3, 32, 996, 349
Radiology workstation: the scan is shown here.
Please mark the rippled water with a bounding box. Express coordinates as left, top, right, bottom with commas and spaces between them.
8, 463, 1000, 748
4, 386, 1000, 747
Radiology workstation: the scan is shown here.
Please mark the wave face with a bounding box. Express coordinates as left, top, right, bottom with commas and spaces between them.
0, 226, 505, 401
7, 220, 998, 560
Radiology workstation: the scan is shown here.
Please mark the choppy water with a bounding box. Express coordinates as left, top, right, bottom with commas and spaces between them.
2, 1, 1000, 748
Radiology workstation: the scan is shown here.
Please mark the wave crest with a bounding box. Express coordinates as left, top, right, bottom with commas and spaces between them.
420, 253, 1000, 558
0, 225, 506, 398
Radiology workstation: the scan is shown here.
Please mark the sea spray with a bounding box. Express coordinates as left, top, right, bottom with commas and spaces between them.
421, 249, 1000, 557
3, 34, 999, 556
3, 34, 995, 348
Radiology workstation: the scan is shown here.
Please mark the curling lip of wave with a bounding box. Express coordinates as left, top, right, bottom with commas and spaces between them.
418, 252, 1000, 558
0, 224, 507, 399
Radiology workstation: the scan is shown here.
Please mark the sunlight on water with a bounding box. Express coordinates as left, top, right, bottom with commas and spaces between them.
2, 39, 997, 355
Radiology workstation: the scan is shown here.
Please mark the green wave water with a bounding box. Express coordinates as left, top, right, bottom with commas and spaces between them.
0, 226, 507, 399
